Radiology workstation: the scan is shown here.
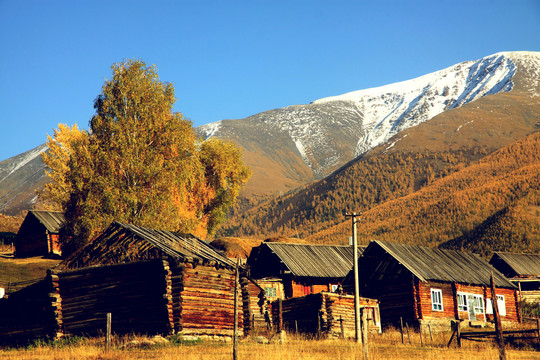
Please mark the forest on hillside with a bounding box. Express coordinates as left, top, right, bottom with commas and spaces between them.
217, 146, 494, 239
307, 132, 540, 255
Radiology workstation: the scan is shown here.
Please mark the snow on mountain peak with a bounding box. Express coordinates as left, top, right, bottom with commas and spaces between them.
311, 52, 534, 156
197, 51, 539, 175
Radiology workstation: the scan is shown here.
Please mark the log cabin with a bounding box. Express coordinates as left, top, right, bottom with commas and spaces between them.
7, 221, 266, 341
247, 242, 360, 299
345, 241, 520, 330
489, 252, 540, 303
15, 210, 65, 257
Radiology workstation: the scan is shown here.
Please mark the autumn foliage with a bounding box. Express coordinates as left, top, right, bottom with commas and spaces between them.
219, 131, 539, 255
41, 60, 250, 254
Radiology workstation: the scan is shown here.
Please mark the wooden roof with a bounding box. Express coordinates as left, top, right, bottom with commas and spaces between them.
28, 210, 65, 233
251, 242, 361, 278
489, 252, 540, 278
365, 240, 516, 289
61, 221, 236, 270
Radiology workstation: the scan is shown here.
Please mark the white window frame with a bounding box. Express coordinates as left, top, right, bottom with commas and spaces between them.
472, 294, 484, 315
264, 287, 277, 298
431, 288, 443, 311
486, 294, 506, 316
457, 293, 468, 312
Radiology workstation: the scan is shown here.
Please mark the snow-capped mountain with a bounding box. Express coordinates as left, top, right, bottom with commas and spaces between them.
199, 51, 540, 177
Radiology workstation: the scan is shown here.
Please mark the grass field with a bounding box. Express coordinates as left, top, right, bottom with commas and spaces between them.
1, 331, 539, 360
0, 253, 61, 293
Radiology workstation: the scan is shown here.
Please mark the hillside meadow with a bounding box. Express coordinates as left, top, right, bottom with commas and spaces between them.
1, 330, 539, 360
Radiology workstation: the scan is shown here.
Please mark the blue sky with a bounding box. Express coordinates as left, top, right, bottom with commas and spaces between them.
1, 0, 539, 161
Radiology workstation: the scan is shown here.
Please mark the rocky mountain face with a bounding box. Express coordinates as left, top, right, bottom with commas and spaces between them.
0, 144, 49, 215
1, 51, 539, 216
198, 51, 540, 199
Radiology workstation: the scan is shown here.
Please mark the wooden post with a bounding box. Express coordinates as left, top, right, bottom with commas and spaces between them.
400, 317, 404, 344
491, 271, 506, 360
106, 312, 112, 352
339, 316, 344, 339
456, 321, 461, 348
419, 324, 423, 347
345, 212, 362, 344
428, 324, 433, 346
405, 322, 411, 345
278, 298, 283, 333
295, 320, 298, 334
233, 258, 240, 360
536, 318, 540, 346
361, 308, 369, 360
317, 311, 321, 338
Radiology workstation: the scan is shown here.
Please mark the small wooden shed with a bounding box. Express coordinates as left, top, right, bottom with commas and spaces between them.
15, 210, 65, 257
247, 242, 359, 298
346, 241, 520, 330
272, 292, 381, 338
489, 252, 540, 303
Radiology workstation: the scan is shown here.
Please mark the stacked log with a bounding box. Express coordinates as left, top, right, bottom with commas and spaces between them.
46, 269, 63, 339
271, 292, 381, 338
272, 294, 323, 334
323, 293, 381, 338
170, 261, 185, 333
180, 263, 243, 337
58, 259, 172, 337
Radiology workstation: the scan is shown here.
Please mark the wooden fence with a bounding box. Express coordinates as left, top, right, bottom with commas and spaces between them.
448, 319, 540, 348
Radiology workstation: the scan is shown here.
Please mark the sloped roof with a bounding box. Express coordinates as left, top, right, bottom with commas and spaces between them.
61, 221, 235, 270
258, 242, 360, 278
29, 210, 65, 233
490, 252, 540, 278
366, 240, 515, 289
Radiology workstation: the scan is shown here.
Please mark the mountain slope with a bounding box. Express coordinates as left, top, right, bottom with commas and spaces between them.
0, 144, 49, 215
199, 51, 540, 200
306, 132, 539, 252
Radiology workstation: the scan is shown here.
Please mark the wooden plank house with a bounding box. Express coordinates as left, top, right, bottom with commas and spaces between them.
0, 221, 267, 343
345, 241, 520, 330
247, 242, 359, 299
15, 210, 65, 257
489, 252, 540, 303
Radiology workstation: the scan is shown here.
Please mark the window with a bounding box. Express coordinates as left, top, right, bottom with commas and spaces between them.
331, 284, 339, 292
264, 287, 277, 298
486, 295, 506, 316
457, 293, 468, 312
472, 294, 484, 314
431, 289, 443, 311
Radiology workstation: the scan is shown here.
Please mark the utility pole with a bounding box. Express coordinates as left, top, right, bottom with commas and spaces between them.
345, 212, 362, 344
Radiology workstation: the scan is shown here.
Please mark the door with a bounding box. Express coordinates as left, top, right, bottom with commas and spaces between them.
467, 295, 476, 321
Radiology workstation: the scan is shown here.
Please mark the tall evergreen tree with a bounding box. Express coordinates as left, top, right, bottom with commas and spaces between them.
42, 60, 250, 254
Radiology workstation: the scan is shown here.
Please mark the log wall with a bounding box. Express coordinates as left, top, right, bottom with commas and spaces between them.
0, 278, 59, 345
180, 263, 243, 337
271, 292, 381, 338
417, 280, 520, 325
57, 259, 173, 337
362, 273, 416, 326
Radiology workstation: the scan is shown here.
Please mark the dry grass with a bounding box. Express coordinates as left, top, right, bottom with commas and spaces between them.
0, 255, 61, 292
1, 330, 539, 360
